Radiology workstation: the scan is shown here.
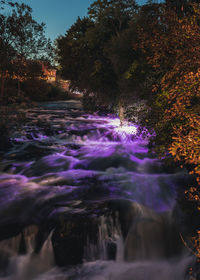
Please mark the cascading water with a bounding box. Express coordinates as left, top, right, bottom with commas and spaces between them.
0, 100, 194, 279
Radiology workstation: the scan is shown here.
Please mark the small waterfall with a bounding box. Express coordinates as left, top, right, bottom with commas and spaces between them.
84, 215, 124, 262
23, 226, 39, 254
81, 207, 192, 280
124, 207, 186, 262
83, 208, 188, 264
0, 226, 54, 280
0, 225, 38, 273
102, 257, 193, 280
0, 235, 22, 258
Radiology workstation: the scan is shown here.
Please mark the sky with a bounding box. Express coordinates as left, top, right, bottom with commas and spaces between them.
20, 0, 148, 41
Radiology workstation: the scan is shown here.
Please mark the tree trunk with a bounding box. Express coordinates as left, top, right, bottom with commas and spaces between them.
1, 71, 5, 100
119, 102, 124, 127
17, 79, 21, 95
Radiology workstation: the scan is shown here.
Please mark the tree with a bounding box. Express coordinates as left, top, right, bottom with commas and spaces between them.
8, 3, 52, 93
166, 0, 200, 15
24, 59, 43, 80
0, 2, 52, 99
57, 0, 140, 116
0, 1, 18, 98
0, 0, 17, 9
88, 0, 139, 113
88, 0, 137, 37
56, 17, 96, 91
138, 3, 200, 184
56, 16, 118, 108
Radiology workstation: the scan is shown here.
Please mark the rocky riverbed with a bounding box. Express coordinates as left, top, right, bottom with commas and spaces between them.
0, 100, 195, 279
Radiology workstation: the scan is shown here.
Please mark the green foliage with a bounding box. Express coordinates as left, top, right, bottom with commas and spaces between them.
7, 3, 52, 80
21, 79, 49, 101
56, 16, 118, 105
46, 83, 70, 101
166, 0, 200, 15
0, 104, 28, 153
0, 2, 53, 101
56, 0, 147, 109
24, 60, 43, 80
88, 0, 138, 36
21, 79, 69, 102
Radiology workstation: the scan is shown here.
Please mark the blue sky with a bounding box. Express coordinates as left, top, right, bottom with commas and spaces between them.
21, 0, 148, 41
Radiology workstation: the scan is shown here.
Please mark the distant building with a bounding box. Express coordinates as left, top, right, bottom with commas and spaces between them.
41, 63, 57, 82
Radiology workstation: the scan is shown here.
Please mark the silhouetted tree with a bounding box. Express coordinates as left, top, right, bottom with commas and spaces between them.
0, 2, 52, 99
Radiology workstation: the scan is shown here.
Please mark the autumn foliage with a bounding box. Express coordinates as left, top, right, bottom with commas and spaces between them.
138, 3, 200, 187
135, 4, 200, 262
166, 71, 200, 183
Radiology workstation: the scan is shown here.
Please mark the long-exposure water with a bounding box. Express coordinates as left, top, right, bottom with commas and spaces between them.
0, 100, 193, 279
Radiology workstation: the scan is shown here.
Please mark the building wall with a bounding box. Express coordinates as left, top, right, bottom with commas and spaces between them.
41, 63, 56, 82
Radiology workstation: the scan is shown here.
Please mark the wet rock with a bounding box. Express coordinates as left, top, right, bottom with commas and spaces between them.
106, 240, 117, 260
0, 223, 23, 242
88, 155, 138, 171
106, 199, 143, 239
14, 144, 52, 161
24, 155, 72, 176
194, 259, 200, 280
52, 213, 120, 266
52, 216, 99, 266
124, 211, 185, 261
0, 133, 12, 155
0, 250, 9, 275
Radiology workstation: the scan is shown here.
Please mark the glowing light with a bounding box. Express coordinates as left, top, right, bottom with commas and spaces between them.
108, 118, 137, 135
115, 125, 137, 135
108, 118, 121, 127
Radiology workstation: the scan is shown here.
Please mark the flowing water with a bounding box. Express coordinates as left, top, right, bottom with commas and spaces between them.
0, 100, 194, 279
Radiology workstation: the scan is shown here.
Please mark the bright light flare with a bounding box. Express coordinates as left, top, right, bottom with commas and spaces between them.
108, 118, 137, 135
115, 124, 137, 135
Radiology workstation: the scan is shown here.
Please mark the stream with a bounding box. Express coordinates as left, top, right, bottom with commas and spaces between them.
0, 100, 194, 279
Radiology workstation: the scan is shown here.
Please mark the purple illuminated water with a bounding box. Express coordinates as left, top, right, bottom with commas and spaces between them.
0, 100, 193, 279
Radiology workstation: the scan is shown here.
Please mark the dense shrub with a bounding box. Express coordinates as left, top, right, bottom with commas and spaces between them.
21, 79, 50, 101
0, 105, 27, 153
20, 79, 71, 102
46, 83, 70, 101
